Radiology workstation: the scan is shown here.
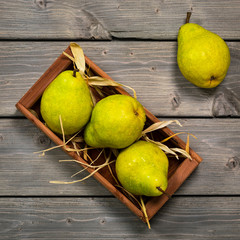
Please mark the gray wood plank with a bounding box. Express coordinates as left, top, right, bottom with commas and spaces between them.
0, 197, 239, 239
1, 0, 240, 40
0, 118, 239, 196
1, 41, 240, 117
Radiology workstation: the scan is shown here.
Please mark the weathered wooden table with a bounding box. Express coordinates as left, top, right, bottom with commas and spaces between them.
1, 1, 240, 239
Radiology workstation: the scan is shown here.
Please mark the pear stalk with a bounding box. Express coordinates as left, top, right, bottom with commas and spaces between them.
73, 68, 79, 77
186, 12, 192, 23
156, 186, 171, 199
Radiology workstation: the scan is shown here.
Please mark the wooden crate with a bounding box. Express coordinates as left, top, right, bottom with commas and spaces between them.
16, 45, 202, 222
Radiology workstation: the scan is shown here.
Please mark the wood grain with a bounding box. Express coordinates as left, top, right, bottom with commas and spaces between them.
0, 197, 239, 239
0, 118, 239, 196
1, 0, 240, 40
1, 41, 240, 117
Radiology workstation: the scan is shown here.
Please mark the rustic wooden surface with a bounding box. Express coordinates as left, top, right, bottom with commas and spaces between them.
0, 0, 240, 239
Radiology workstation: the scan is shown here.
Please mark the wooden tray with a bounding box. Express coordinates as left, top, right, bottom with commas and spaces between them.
16, 45, 202, 222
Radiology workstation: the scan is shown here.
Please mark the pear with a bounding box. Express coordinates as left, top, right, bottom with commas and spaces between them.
84, 94, 146, 149
40, 70, 93, 135
115, 140, 169, 197
177, 13, 230, 88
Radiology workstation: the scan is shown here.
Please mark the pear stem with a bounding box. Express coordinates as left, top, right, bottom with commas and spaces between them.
186, 12, 192, 24
156, 187, 171, 199
73, 68, 79, 77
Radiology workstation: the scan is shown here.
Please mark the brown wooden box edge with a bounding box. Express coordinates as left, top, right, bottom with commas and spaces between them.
16, 45, 202, 222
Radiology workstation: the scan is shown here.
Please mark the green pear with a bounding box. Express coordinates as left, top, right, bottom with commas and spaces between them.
177, 14, 230, 88
115, 140, 169, 197
40, 70, 93, 135
84, 94, 146, 149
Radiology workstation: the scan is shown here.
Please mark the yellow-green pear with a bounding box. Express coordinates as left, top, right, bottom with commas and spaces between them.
84, 94, 146, 149
115, 140, 169, 197
177, 13, 230, 88
40, 70, 93, 135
